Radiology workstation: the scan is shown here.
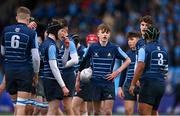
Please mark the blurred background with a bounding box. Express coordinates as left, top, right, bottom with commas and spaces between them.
0, 0, 179, 115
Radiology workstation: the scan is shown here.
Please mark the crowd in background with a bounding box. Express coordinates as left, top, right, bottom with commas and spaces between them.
0, 0, 179, 114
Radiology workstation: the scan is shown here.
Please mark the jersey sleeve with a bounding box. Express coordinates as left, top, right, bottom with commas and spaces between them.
69, 41, 77, 54
31, 31, 39, 49
116, 47, 128, 60
138, 47, 146, 62
48, 45, 57, 60
79, 46, 92, 71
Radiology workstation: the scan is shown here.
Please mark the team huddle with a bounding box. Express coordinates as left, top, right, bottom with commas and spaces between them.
0, 6, 168, 115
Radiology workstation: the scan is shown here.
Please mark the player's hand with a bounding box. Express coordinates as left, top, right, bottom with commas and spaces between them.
105, 71, 119, 81
62, 86, 69, 96
136, 80, 140, 87
33, 73, 39, 86
118, 87, 124, 99
28, 21, 37, 30
129, 85, 135, 96
64, 37, 70, 49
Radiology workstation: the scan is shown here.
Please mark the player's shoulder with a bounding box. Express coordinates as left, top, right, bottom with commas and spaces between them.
108, 42, 119, 49
3, 24, 15, 32
126, 49, 134, 55
89, 42, 99, 49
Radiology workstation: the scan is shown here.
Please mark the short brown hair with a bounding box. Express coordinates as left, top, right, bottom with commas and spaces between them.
97, 23, 111, 33
52, 18, 68, 28
127, 32, 141, 39
16, 6, 31, 19
139, 15, 153, 25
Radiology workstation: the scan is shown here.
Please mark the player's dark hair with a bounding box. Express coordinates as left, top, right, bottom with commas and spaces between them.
52, 18, 68, 28
97, 23, 111, 33
127, 32, 141, 39
71, 34, 80, 48
139, 15, 153, 25
47, 19, 67, 39
144, 26, 160, 42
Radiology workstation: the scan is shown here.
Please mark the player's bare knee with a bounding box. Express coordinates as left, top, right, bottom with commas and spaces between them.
72, 105, 78, 113
138, 107, 143, 115
94, 109, 101, 115
104, 110, 112, 115
125, 107, 134, 115
64, 105, 72, 112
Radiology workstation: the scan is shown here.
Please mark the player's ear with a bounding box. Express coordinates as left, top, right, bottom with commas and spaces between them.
16, 16, 18, 22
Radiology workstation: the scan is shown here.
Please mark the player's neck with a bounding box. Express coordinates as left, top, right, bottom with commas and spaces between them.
17, 20, 27, 25
99, 40, 108, 46
48, 34, 56, 41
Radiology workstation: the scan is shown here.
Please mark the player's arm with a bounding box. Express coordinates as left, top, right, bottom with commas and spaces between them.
48, 45, 65, 87
75, 47, 91, 92
31, 32, 40, 73
48, 45, 69, 96
106, 47, 131, 80
129, 48, 145, 96
64, 41, 79, 68
31, 32, 40, 85
118, 68, 127, 99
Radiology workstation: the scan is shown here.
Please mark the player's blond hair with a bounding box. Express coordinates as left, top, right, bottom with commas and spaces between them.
16, 6, 31, 20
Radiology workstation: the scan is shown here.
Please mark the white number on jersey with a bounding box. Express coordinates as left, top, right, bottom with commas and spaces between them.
11, 35, 20, 48
158, 53, 164, 65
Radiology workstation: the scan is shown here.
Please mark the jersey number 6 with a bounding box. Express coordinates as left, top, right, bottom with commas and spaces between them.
11, 35, 20, 48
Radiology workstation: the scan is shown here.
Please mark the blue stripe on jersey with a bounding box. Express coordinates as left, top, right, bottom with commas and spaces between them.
120, 50, 136, 82
141, 42, 168, 81
117, 47, 128, 59
41, 38, 59, 79
48, 45, 56, 60
88, 42, 128, 85
138, 48, 145, 62
2, 23, 37, 68
4, 32, 31, 63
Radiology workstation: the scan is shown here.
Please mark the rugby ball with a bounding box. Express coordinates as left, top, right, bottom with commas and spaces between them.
80, 68, 92, 82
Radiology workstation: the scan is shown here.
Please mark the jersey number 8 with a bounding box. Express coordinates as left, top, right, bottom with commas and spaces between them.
158, 53, 164, 65
11, 35, 20, 48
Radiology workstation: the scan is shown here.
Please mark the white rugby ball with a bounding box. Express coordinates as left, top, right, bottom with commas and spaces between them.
80, 68, 92, 82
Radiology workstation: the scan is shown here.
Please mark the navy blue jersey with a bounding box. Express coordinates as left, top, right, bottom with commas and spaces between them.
136, 38, 145, 51
79, 42, 128, 85
40, 37, 59, 80
1, 23, 38, 67
57, 37, 77, 72
74, 44, 86, 72
119, 49, 136, 87
138, 41, 168, 82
